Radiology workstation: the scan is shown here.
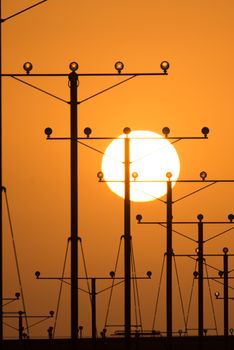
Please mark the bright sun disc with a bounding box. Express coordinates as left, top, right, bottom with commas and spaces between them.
101, 130, 180, 202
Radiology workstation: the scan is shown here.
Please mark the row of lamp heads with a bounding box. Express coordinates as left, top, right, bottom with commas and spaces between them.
22, 61, 170, 75
44, 125, 209, 183
35, 270, 152, 279
136, 213, 234, 224
44, 126, 209, 139
97, 170, 210, 182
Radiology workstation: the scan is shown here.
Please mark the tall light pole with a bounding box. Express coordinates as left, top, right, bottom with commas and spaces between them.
166, 173, 173, 338
223, 247, 229, 339
123, 127, 131, 338
2, 59, 169, 339
0, 1, 2, 341
197, 214, 204, 338
69, 63, 79, 340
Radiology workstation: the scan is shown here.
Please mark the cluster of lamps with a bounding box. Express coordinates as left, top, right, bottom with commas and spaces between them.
23, 61, 170, 75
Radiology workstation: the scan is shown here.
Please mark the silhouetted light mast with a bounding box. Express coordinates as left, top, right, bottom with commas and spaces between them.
0, 0, 49, 341
40, 61, 170, 340
69, 63, 79, 340
197, 214, 204, 339
123, 127, 131, 338
166, 173, 173, 338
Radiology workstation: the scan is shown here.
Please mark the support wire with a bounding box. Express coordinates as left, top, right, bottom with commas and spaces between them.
104, 236, 123, 328
173, 255, 186, 328
185, 260, 197, 332
53, 238, 70, 337
204, 262, 218, 335
152, 254, 165, 330
80, 239, 91, 303
131, 240, 143, 331
3, 188, 29, 335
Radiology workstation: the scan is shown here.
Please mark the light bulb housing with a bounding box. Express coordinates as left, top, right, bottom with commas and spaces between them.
132, 172, 138, 180
201, 127, 209, 138
69, 62, 79, 72
136, 214, 143, 223
44, 127, 53, 138
23, 62, 33, 74
162, 127, 170, 137
114, 61, 124, 74
197, 214, 204, 222
200, 171, 207, 181
223, 247, 229, 254
160, 61, 170, 73
84, 127, 92, 138
123, 127, 131, 135
166, 172, 172, 179
97, 171, 104, 181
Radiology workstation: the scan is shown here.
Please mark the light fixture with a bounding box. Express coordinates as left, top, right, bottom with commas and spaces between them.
123, 126, 131, 135
201, 127, 209, 138
69, 62, 79, 72
136, 214, 142, 223
97, 171, 104, 181
114, 61, 124, 74
146, 271, 152, 278
162, 127, 170, 138
197, 214, 204, 222
215, 291, 220, 298
166, 172, 172, 180
160, 61, 170, 73
228, 214, 234, 222
223, 247, 229, 254
132, 172, 138, 181
23, 62, 33, 74
109, 271, 115, 278
35, 271, 40, 278
84, 127, 92, 138
178, 329, 183, 336
44, 127, 53, 138
200, 171, 207, 181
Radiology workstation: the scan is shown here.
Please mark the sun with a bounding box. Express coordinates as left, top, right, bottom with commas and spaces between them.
101, 130, 180, 202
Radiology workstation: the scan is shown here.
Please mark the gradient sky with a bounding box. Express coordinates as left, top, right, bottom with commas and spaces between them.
2, 0, 234, 338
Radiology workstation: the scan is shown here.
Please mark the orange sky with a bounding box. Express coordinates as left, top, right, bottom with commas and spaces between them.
2, 0, 234, 338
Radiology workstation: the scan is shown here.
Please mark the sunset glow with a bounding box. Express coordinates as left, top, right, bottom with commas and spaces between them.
102, 130, 180, 202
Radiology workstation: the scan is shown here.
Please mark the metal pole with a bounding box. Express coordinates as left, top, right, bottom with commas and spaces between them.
198, 216, 204, 338
124, 128, 131, 339
223, 249, 228, 338
69, 70, 78, 340
0, 0, 3, 341
166, 179, 172, 338
18, 311, 24, 340
91, 278, 96, 340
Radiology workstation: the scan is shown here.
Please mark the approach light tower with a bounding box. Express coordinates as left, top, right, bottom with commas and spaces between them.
135, 126, 211, 339
25, 60, 169, 340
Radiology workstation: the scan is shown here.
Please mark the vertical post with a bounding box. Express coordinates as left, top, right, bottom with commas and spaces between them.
91, 278, 96, 340
197, 214, 204, 338
69, 68, 78, 340
18, 311, 24, 340
166, 177, 173, 338
223, 248, 229, 339
0, 1, 2, 341
124, 127, 131, 339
